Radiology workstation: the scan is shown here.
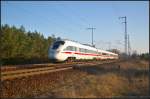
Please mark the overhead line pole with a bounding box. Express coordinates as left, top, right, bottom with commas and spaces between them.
128, 34, 131, 56
87, 27, 96, 46
119, 16, 128, 57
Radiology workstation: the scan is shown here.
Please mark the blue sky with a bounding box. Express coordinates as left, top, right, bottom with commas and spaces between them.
1, 1, 149, 54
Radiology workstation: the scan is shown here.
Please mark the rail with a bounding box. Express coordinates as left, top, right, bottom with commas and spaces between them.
1, 60, 120, 81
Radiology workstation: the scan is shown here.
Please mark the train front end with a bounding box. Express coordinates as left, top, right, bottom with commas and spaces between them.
48, 40, 65, 62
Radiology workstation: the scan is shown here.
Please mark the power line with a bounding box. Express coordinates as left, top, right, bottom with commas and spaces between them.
111, 4, 121, 18
59, 4, 92, 28
51, 5, 87, 30
14, 6, 79, 38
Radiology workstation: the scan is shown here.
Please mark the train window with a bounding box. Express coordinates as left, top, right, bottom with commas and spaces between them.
86, 50, 89, 53
87, 50, 90, 53
52, 41, 65, 49
82, 48, 85, 52
70, 46, 74, 51
74, 47, 77, 51
72, 46, 77, 51
89, 50, 91, 53
69, 46, 73, 51
79, 48, 82, 52
102, 53, 107, 55
64, 46, 77, 51
89, 49, 93, 53
90, 50, 92, 53
88, 50, 91, 53
95, 51, 97, 54
64, 46, 71, 51
92, 51, 94, 53
85, 49, 87, 53
79, 48, 81, 52
91, 50, 94, 54
79, 48, 85, 53
98, 52, 102, 55
79, 49, 98, 54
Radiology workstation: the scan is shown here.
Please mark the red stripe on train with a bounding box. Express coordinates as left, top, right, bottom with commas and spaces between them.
61, 51, 115, 58
62, 51, 101, 56
74, 52, 99, 56
63, 52, 72, 54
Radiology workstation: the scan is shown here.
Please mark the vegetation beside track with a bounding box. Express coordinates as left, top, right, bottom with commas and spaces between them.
0, 24, 57, 65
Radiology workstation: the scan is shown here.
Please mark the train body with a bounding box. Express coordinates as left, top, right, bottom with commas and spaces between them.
48, 39, 118, 62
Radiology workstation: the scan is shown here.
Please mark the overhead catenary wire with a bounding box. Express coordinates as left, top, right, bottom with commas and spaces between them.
59, 4, 91, 27
111, 4, 127, 53
13, 5, 80, 38
51, 5, 88, 29
52, 4, 99, 46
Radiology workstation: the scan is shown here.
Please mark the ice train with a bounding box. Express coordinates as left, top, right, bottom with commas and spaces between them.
48, 39, 118, 62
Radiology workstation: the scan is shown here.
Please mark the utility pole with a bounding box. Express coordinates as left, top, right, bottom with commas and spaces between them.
128, 34, 131, 56
87, 27, 96, 46
119, 16, 128, 57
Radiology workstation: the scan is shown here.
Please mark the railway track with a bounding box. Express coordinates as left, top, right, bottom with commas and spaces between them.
1, 65, 73, 81
1, 61, 90, 71
1, 60, 120, 81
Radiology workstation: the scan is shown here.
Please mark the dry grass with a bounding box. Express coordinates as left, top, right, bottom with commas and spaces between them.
1, 59, 149, 98
48, 72, 148, 98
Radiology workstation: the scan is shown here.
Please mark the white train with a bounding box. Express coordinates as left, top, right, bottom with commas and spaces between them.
48, 39, 118, 62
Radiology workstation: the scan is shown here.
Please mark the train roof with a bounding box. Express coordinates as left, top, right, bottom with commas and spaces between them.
58, 39, 118, 55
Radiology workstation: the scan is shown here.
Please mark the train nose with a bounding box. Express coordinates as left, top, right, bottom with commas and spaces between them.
48, 49, 60, 60
48, 50, 56, 58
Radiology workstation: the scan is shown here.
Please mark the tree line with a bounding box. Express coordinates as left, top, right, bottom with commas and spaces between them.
0, 24, 149, 65
0, 24, 57, 65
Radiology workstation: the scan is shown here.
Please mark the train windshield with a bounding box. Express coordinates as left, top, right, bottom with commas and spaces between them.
52, 41, 65, 49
